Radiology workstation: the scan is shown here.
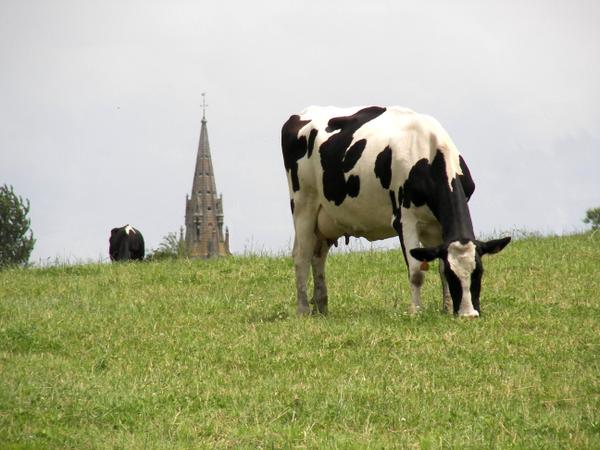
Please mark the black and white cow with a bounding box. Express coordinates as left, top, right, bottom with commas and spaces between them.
109, 225, 145, 261
281, 106, 510, 317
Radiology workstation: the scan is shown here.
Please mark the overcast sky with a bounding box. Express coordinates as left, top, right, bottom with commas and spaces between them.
1, 0, 599, 263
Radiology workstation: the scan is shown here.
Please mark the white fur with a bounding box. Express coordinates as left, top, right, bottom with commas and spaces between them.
124, 225, 135, 235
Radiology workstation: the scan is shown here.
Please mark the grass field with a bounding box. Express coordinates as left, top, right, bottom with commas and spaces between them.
1, 232, 599, 448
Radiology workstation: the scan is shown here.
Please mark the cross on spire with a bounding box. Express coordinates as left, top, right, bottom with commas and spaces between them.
201, 92, 208, 121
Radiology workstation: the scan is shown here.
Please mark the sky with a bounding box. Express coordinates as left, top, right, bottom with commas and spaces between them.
1, 0, 599, 264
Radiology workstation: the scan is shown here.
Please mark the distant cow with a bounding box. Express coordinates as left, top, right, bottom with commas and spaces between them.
109, 225, 145, 261
281, 106, 510, 317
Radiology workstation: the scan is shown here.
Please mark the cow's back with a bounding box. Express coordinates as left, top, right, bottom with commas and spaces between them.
281, 106, 464, 241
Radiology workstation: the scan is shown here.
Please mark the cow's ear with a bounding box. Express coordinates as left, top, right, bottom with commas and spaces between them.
478, 237, 511, 255
410, 245, 443, 262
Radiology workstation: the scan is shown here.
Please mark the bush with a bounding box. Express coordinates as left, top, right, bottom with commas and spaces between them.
146, 229, 187, 261
0, 184, 35, 269
583, 207, 600, 230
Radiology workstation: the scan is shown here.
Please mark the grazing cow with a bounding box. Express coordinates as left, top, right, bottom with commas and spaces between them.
109, 225, 145, 261
281, 106, 510, 317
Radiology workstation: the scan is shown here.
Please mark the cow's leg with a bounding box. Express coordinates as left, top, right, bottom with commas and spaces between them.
292, 199, 319, 316
439, 260, 452, 313
400, 212, 425, 314
419, 225, 448, 314
292, 234, 317, 316
311, 239, 331, 315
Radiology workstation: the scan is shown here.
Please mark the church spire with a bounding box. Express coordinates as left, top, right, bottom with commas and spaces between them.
184, 95, 230, 258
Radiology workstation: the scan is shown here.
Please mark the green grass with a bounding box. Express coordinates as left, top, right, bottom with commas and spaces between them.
1, 233, 599, 448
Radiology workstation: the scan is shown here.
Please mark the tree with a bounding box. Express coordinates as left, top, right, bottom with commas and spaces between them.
0, 184, 35, 268
147, 227, 187, 260
583, 207, 600, 230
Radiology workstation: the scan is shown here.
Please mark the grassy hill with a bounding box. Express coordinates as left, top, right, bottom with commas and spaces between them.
1, 233, 599, 448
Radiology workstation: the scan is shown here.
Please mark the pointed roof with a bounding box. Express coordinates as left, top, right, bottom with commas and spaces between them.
191, 112, 218, 197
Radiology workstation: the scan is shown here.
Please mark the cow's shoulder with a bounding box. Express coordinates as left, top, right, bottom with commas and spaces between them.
406, 113, 466, 180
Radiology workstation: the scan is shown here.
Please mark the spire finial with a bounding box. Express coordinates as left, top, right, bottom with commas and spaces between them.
201, 92, 208, 122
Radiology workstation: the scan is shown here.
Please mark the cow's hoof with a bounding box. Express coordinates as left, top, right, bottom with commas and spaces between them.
297, 305, 311, 316
409, 304, 421, 315
312, 305, 328, 316
458, 310, 480, 318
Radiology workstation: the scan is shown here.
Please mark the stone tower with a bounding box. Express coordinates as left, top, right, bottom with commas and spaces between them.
184, 96, 230, 258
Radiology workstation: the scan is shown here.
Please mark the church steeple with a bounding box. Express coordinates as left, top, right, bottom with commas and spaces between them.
184, 95, 230, 258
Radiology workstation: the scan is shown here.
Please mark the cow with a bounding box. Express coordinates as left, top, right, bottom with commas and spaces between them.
281, 105, 510, 318
109, 225, 145, 261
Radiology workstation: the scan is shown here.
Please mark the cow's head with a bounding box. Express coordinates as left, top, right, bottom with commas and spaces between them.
410, 237, 511, 317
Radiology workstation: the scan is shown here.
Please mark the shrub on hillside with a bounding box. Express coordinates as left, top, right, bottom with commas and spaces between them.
146, 229, 187, 261
583, 207, 600, 230
0, 184, 35, 269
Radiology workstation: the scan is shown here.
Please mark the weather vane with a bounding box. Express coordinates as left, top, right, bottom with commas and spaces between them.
201, 93, 208, 120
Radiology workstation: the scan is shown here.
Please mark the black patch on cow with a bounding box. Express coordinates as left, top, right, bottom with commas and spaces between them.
319, 106, 386, 205
389, 188, 408, 265
401, 150, 475, 242
389, 189, 399, 216
389, 187, 404, 225
346, 175, 360, 198
281, 115, 311, 192
290, 198, 295, 215
342, 139, 366, 172
307, 129, 318, 158
411, 271, 424, 288
402, 158, 431, 209
374, 146, 392, 189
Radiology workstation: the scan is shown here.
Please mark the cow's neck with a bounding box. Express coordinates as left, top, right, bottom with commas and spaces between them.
431, 178, 476, 243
